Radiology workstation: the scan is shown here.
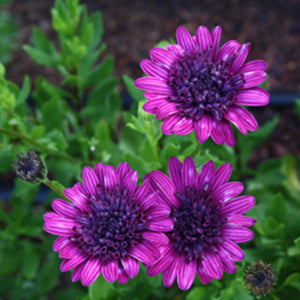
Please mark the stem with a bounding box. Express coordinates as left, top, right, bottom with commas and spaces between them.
0, 127, 81, 163
190, 142, 202, 158
44, 178, 68, 201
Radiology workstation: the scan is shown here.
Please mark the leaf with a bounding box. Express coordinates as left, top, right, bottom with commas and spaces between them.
95, 119, 111, 151
295, 99, 300, 120
15, 75, 30, 116
269, 193, 287, 224
89, 275, 117, 300
123, 75, 145, 102
23, 45, 60, 67
186, 287, 208, 299
280, 273, 300, 292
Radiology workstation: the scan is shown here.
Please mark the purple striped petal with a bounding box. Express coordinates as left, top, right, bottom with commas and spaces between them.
150, 47, 178, 68
176, 26, 195, 53
230, 43, 251, 73
103, 165, 119, 190
162, 255, 180, 287
118, 267, 129, 284
94, 163, 104, 185
60, 254, 86, 272
239, 59, 268, 73
222, 195, 256, 214
196, 26, 212, 52
242, 71, 267, 89
147, 245, 174, 275
142, 232, 169, 245
226, 214, 257, 227
116, 162, 131, 180
71, 262, 85, 282
146, 204, 171, 220
197, 263, 213, 284
197, 160, 215, 191
167, 44, 184, 56
121, 256, 139, 278
147, 218, 174, 231
44, 218, 75, 236
59, 242, 80, 259
137, 191, 157, 211
211, 163, 232, 190
211, 182, 244, 202
217, 246, 236, 274
102, 260, 118, 282
53, 236, 70, 252
222, 225, 254, 242
221, 240, 245, 261
156, 101, 178, 119
195, 114, 212, 143
135, 181, 151, 203
202, 252, 223, 279
217, 40, 240, 62
82, 166, 99, 197
221, 121, 235, 147
224, 108, 248, 135
177, 259, 197, 290
235, 87, 270, 106
148, 170, 179, 207
122, 170, 138, 194
161, 114, 183, 135
183, 157, 197, 187
169, 156, 184, 193
211, 26, 221, 60
64, 188, 90, 213
143, 96, 168, 114
231, 106, 258, 131
140, 59, 169, 79
211, 119, 225, 145
52, 198, 78, 219
81, 257, 102, 286
172, 117, 194, 135
135, 77, 173, 94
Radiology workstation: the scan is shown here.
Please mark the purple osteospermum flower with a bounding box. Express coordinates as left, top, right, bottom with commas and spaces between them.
43, 162, 173, 286
146, 156, 256, 290
135, 25, 269, 146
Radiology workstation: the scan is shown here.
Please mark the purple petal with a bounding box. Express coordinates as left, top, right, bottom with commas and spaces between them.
94, 163, 105, 186
71, 262, 85, 282
142, 232, 169, 245
177, 259, 196, 290
230, 43, 251, 73
176, 26, 195, 53
202, 252, 223, 279
162, 255, 180, 287
116, 162, 131, 181
172, 117, 194, 135
211, 163, 232, 190
140, 59, 169, 79
135, 181, 152, 204
210, 119, 225, 145
167, 44, 184, 56
161, 114, 183, 135
235, 87, 270, 106
229, 106, 258, 132
147, 218, 174, 231
226, 214, 257, 227
239, 59, 268, 73
169, 156, 184, 193
183, 157, 197, 187
44, 218, 75, 236
146, 204, 171, 220
82, 166, 99, 197
53, 236, 70, 252
222, 225, 254, 243
224, 108, 248, 135
64, 188, 91, 213
217, 40, 240, 62
138, 191, 158, 211
242, 71, 267, 89
52, 198, 78, 219
196, 26, 212, 52
59, 242, 80, 259
103, 165, 119, 190
221, 240, 245, 261
156, 101, 178, 119
135, 77, 173, 94
197, 160, 215, 191
121, 256, 139, 278
211, 26, 221, 61
60, 254, 86, 272
222, 195, 256, 214
195, 114, 212, 143
118, 267, 129, 284
102, 260, 119, 282
221, 121, 235, 147
148, 170, 179, 207
122, 169, 138, 194
211, 182, 244, 202
128, 240, 160, 266
197, 263, 213, 284
150, 47, 178, 68
217, 246, 236, 274
81, 257, 102, 286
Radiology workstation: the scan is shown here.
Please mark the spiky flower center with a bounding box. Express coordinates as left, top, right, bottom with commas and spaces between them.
72, 184, 146, 263
244, 260, 277, 296
167, 48, 244, 121
168, 186, 226, 262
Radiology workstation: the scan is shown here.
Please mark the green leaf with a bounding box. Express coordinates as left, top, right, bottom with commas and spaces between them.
21, 242, 42, 280
280, 273, 300, 292
186, 287, 208, 300
287, 236, 300, 257
95, 119, 111, 151
88, 11, 103, 51
15, 75, 30, 116
23, 45, 60, 67
269, 193, 287, 224
123, 75, 144, 102
295, 99, 300, 120
89, 275, 117, 300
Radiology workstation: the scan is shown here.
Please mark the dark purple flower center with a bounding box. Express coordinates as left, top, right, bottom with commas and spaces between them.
71, 184, 146, 263
167, 186, 226, 263
167, 48, 244, 121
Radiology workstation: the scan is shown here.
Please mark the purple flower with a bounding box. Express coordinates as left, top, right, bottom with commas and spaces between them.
135, 26, 269, 146
43, 162, 173, 286
146, 157, 256, 290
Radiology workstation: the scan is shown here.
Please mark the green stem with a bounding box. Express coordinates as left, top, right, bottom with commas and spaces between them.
190, 142, 202, 158
0, 127, 81, 163
44, 178, 68, 201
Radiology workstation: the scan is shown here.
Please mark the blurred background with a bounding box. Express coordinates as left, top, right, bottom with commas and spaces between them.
2, 0, 300, 160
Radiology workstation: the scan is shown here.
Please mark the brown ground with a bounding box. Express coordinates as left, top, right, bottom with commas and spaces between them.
5, 0, 300, 160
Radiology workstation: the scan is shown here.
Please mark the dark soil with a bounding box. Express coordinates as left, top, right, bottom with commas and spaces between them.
5, 0, 300, 160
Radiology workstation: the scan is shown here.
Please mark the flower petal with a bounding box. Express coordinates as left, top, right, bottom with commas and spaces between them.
242, 71, 267, 89
176, 26, 195, 53
140, 59, 169, 79
122, 169, 138, 194
226, 214, 257, 227
81, 257, 102, 286
221, 240, 245, 261
161, 114, 183, 135
202, 252, 223, 279
197, 160, 215, 191
147, 218, 174, 232
239, 59, 268, 73
235, 87, 270, 106
177, 259, 197, 290
211, 26, 221, 61
103, 165, 119, 190
211, 163, 232, 190
162, 255, 181, 287
222, 225, 254, 243
102, 260, 119, 282
52, 198, 78, 219
135, 77, 173, 94
169, 156, 184, 193
60, 254, 87, 272
230, 43, 251, 73
196, 26, 212, 52
71, 261, 85, 282
53, 236, 70, 252
82, 166, 99, 197
211, 182, 244, 202
156, 101, 178, 119
183, 156, 197, 187
195, 114, 212, 143
172, 117, 194, 135
222, 195, 256, 214
217, 40, 240, 62
150, 47, 178, 68
121, 256, 139, 278
64, 187, 90, 213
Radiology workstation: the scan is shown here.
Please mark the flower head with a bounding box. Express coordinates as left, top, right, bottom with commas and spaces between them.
146, 157, 256, 290
244, 260, 277, 296
135, 26, 269, 146
43, 162, 173, 286
13, 149, 47, 184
